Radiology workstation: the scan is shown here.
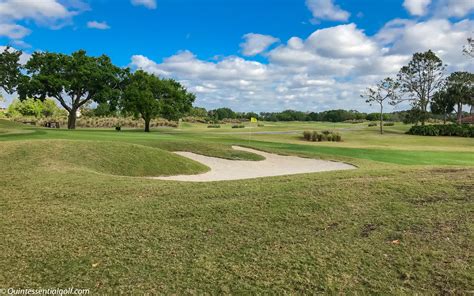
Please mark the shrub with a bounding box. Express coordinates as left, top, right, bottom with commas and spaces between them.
302, 130, 343, 142
303, 131, 312, 141
207, 124, 221, 128
407, 124, 474, 137
384, 122, 395, 126
368, 122, 377, 127
232, 124, 245, 129
258, 123, 265, 127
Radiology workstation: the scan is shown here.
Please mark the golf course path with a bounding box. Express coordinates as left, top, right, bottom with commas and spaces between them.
155, 146, 356, 182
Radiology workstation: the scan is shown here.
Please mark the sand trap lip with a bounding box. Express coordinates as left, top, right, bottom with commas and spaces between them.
154, 146, 356, 182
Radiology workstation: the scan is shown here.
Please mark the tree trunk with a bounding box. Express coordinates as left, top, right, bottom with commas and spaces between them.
443, 113, 447, 125
457, 103, 463, 124
67, 109, 77, 130
379, 104, 383, 135
144, 118, 151, 132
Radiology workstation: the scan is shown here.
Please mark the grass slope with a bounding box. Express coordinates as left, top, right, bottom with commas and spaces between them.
0, 140, 209, 177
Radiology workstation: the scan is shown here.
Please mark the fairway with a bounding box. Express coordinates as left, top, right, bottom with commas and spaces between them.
1, 120, 473, 294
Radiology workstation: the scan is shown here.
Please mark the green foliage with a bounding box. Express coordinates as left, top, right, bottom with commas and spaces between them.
383, 122, 395, 126
122, 70, 195, 132
397, 50, 445, 125
208, 107, 236, 120
19, 50, 125, 129
231, 124, 245, 128
0, 47, 21, 94
303, 130, 342, 142
189, 107, 208, 118
6, 98, 63, 118
368, 122, 377, 127
431, 89, 455, 122
207, 124, 221, 128
407, 124, 474, 137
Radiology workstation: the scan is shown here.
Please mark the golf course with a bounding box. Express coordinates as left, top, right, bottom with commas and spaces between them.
1, 119, 473, 294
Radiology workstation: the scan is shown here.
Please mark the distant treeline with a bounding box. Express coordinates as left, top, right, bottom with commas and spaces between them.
186, 107, 463, 123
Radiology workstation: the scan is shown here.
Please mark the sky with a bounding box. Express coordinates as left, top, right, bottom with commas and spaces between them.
0, 0, 473, 112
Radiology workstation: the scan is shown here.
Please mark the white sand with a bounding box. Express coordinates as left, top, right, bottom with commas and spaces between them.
154, 146, 356, 182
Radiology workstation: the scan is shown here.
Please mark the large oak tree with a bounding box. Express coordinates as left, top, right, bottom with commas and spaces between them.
18, 50, 124, 129
121, 70, 195, 132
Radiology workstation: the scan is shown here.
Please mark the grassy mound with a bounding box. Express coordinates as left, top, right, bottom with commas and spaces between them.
0, 140, 209, 177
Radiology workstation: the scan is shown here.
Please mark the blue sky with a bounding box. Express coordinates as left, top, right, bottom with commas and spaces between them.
1, 0, 473, 112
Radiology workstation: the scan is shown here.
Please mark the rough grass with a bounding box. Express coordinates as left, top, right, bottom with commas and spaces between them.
0, 119, 473, 294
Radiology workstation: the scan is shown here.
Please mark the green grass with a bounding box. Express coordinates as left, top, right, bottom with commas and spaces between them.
0, 119, 473, 294
0, 140, 209, 177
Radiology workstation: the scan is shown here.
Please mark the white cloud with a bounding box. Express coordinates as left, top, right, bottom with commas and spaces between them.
306, 24, 378, 58
87, 21, 110, 30
435, 0, 474, 17
0, 0, 87, 44
403, 0, 474, 17
403, 0, 432, 16
305, 0, 350, 22
131, 0, 157, 9
131, 18, 472, 112
0, 0, 74, 24
240, 33, 279, 56
0, 23, 31, 39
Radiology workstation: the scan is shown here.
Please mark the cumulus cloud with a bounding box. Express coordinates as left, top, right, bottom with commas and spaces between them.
434, 0, 474, 17
131, 0, 157, 9
0, 23, 31, 39
305, 0, 350, 22
403, 0, 432, 16
130, 17, 473, 112
87, 21, 110, 30
240, 33, 280, 56
0, 0, 87, 43
403, 0, 474, 17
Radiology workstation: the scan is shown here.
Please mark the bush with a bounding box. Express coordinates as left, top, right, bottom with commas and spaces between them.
232, 124, 245, 129
302, 130, 342, 142
407, 124, 474, 137
384, 122, 395, 126
368, 122, 377, 127
207, 124, 221, 128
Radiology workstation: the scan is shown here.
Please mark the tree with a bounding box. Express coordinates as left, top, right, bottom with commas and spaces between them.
445, 72, 474, 124
397, 50, 445, 125
121, 70, 195, 132
0, 46, 21, 94
431, 90, 455, 124
208, 108, 236, 120
361, 77, 399, 134
464, 37, 473, 58
18, 50, 124, 129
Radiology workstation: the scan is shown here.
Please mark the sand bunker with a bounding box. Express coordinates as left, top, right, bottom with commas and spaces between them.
155, 146, 356, 182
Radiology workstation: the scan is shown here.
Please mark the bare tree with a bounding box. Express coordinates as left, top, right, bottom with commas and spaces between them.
361, 77, 399, 134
